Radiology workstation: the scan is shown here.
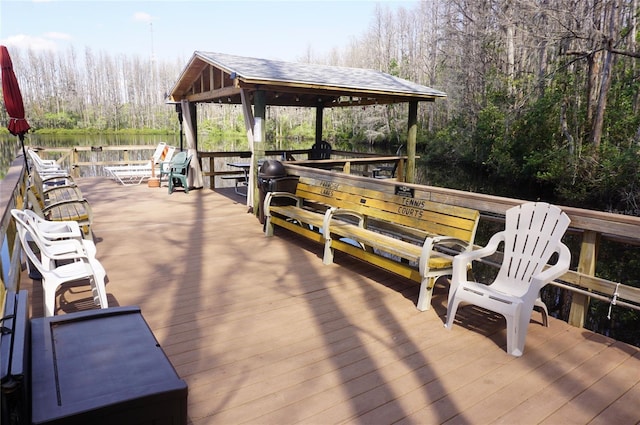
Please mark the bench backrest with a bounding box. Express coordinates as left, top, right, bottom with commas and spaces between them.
295, 176, 480, 243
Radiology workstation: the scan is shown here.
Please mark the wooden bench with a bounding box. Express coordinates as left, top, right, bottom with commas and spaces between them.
28, 172, 94, 238
264, 176, 480, 310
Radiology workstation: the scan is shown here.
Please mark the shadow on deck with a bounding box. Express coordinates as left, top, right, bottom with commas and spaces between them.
20, 178, 640, 424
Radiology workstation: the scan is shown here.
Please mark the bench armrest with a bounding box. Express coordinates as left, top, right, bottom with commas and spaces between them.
323, 207, 365, 231
264, 191, 304, 210
42, 184, 83, 199
41, 174, 75, 187
42, 199, 94, 223
418, 235, 477, 278
324, 207, 365, 222
430, 235, 474, 254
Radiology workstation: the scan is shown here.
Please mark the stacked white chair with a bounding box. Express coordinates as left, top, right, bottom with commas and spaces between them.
11, 209, 108, 317
27, 149, 70, 178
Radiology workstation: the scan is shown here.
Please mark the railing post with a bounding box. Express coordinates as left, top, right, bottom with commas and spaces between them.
568, 230, 599, 327
72, 149, 80, 178
406, 101, 418, 183
396, 158, 405, 182
210, 156, 216, 189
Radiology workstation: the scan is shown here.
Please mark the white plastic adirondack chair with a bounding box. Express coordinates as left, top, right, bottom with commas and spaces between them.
12, 210, 108, 316
444, 202, 571, 357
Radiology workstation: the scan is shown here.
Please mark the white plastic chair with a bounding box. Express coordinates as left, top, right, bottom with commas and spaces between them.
18, 209, 83, 241
27, 149, 70, 178
12, 209, 94, 266
12, 210, 108, 316
444, 202, 571, 357
27, 149, 59, 169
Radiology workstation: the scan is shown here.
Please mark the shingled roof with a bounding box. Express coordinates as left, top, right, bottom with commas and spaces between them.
169, 51, 446, 107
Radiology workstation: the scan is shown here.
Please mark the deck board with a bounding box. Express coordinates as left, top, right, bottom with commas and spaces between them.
20, 177, 640, 424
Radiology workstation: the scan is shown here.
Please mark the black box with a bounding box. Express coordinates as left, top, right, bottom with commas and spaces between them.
1, 290, 30, 425
31, 307, 187, 425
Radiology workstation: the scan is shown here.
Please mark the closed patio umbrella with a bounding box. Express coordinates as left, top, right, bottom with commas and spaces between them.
1, 45, 31, 172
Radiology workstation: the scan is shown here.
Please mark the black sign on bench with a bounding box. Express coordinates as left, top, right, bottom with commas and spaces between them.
395, 185, 415, 198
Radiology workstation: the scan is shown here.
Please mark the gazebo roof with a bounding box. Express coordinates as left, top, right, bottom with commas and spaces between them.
169, 51, 446, 107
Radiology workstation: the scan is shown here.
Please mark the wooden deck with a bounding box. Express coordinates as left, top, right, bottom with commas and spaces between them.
21, 178, 640, 424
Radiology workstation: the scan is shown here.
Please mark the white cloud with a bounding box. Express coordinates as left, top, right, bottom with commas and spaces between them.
0, 34, 58, 51
43, 32, 72, 41
133, 12, 155, 22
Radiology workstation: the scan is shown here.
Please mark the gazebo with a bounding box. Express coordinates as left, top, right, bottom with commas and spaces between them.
168, 51, 446, 209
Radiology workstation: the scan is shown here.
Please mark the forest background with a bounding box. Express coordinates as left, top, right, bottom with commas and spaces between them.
2, 0, 640, 346
2, 0, 639, 217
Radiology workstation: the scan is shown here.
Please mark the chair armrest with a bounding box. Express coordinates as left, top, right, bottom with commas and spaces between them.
450, 231, 506, 289
531, 242, 571, 291
40, 238, 89, 261
36, 222, 83, 241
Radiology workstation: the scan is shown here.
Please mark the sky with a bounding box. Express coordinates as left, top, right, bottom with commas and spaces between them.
1, 0, 419, 64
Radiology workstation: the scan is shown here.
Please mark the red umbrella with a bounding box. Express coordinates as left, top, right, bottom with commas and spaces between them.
1, 45, 31, 171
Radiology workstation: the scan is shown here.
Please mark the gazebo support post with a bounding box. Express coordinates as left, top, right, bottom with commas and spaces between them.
406, 100, 418, 183
315, 105, 324, 144
252, 90, 266, 215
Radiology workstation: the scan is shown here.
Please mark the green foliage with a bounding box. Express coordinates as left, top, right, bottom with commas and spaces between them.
419, 117, 473, 165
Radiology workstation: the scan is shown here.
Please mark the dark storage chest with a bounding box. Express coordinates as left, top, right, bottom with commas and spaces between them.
31, 306, 187, 425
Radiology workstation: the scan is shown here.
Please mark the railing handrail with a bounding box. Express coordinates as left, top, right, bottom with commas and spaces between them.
0, 157, 28, 314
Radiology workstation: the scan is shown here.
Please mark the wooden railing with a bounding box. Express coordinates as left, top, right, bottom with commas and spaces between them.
285, 164, 640, 328
29, 145, 161, 179
6, 147, 639, 330
0, 158, 29, 313
28, 146, 410, 190
198, 149, 406, 189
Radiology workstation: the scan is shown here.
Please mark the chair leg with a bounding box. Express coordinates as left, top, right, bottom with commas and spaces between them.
90, 260, 109, 308
509, 305, 530, 357
444, 296, 461, 329
416, 276, 435, 311
534, 297, 549, 327
322, 237, 334, 265
182, 177, 189, 194
43, 281, 57, 317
